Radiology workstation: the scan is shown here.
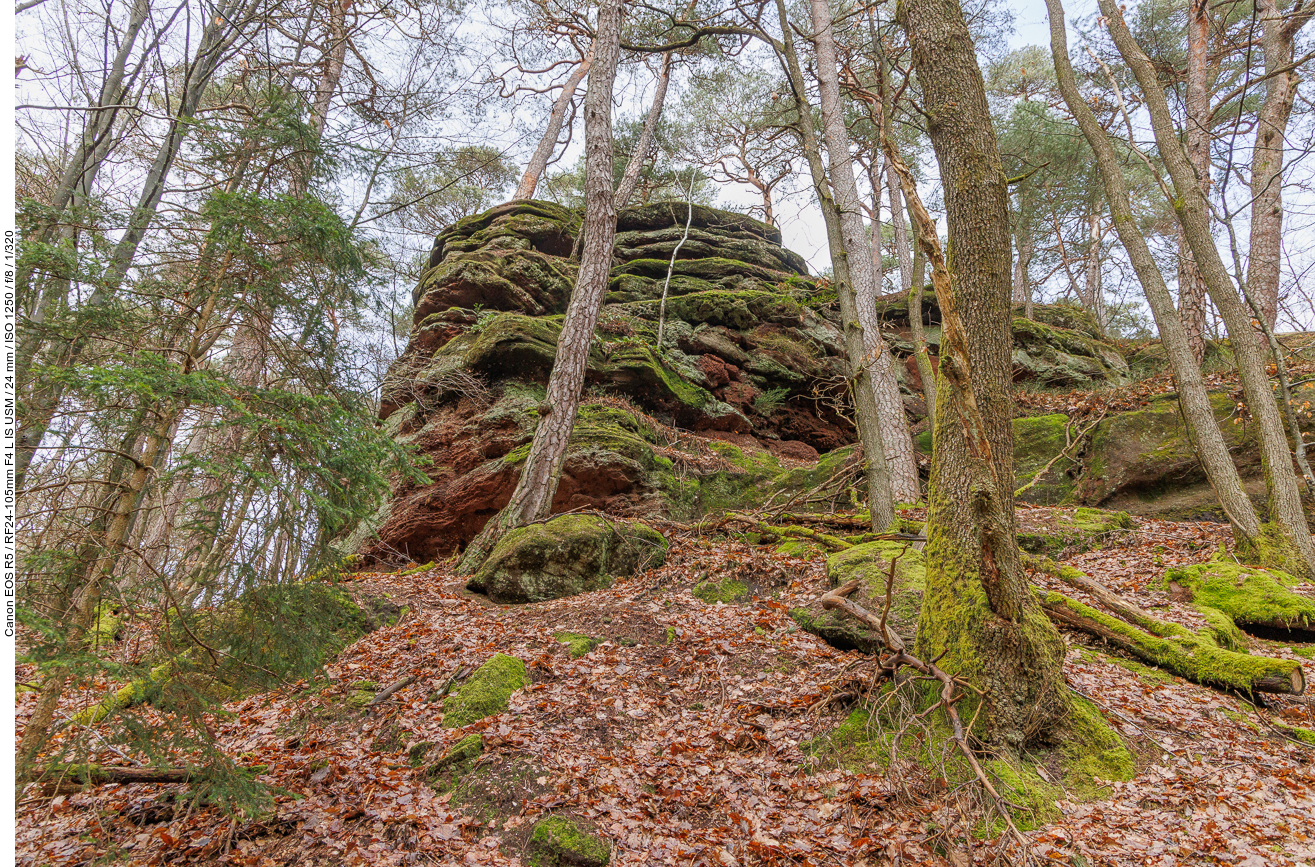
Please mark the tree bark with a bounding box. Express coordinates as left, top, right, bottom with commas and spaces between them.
615, 52, 671, 209
1045, 0, 1267, 554
16, 0, 251, 491
1012, 218, 1033, 319
892, 0, 1071, 749
514, 55, 592, 201
458, 0, 621, 572
907, 243, 937, 424
773, 0, 894, 532
1099, 0, 1315, 578
1247, 0, 1313, 330
808, 0, 920, 505
1177, 0, 1212, 363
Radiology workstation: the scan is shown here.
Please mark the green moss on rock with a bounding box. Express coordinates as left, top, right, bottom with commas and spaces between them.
1016, 508, 1134, 555
421, 733, 484, 789
528, 816, 611, 867
442, 653, 527, 729
466, 515, 667, 603
791, 542, 925, 653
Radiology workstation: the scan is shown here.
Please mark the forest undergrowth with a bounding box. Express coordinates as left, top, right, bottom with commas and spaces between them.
14, 507, 1315, 867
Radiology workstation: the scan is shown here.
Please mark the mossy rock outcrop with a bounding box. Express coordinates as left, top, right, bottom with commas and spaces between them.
790, 541, 926, 653
415, 733, 484, 790
357, 200, 860, 564
442, 653, 527, 728
1163, 560, 1315, 634
466, 515, 667, 603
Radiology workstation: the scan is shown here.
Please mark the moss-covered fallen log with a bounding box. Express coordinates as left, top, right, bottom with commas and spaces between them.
1038, 590, 1305, 695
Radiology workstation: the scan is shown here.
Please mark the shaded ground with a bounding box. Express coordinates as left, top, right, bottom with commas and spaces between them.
15, 510, 1315, 866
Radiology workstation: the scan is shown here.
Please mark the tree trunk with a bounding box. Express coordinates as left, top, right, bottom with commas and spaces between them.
1085, 207, 1105, 333
1247, 0, 1313, 330
809, 0, 920, 505
1176, 0, 1212, 363
774, 0, 895, 531
1046, 0, 1265, 550
1012, 219, 1033, 319
908, 243, 937, 424
16, 0, 250, 492
458, 0, 621, 573
885, 163, 914, 293
514, 55, 592, 201
1099, 0, 1315, 578
615, 52, 671, 209
895, 0, 1071, 750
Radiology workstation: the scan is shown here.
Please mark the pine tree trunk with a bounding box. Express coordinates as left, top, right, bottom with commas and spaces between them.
896, 0, 1070, 750
1100, 0, 1315, 578
458, 0, 622, 572
1045, 0, 1266, 553
1247, 0, 1312, 331
774, 0, 895, 532
886, 163, 914, 293
1176, 0, 1212, 363
809, 0, 920, 505
515, 56, 592, 201
615, 52, 671, 209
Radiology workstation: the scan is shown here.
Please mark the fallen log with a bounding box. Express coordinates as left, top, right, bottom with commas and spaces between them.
1038, 590, 1305, 695
32, 764, 195, 794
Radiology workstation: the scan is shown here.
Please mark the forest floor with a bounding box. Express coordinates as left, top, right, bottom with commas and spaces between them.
14, 508, 1315, 867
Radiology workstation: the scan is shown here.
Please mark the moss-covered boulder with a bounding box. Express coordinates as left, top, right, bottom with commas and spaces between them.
916, 416, 1081, 506
442, 653, 527, 729
1077, 392, 1254, 506
1163, 560, 1315, 634
1016, 507, 1134, 555
528, 816, 611, 867
790, 541, 925, 653
692, 578, 751, 604
1010, 317, 1130, 387
466, 514, 667, 603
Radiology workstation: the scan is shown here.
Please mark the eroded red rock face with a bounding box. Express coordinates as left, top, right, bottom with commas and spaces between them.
355, 200, 866, 562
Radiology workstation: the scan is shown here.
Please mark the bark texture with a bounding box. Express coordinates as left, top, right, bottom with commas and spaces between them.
514, 56, 592, 201
1045, 0, 1266, 552
896, 0, 1070, 750
808, 0, 920, 504
775, 0, 894, 531
1100, 0, 1315, 578
459, 0, 620, 572
1176, 0, 1212, 363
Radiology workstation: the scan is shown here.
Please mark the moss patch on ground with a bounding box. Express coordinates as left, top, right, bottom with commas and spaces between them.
443, 653, 527, 729
692, 578, 750, 604
528, 816, 611, 867
555, 632, 599, 659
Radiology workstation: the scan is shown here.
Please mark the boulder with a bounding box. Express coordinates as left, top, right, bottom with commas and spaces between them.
1015, 507, 1134, 555
790, 541, 926, 653
465, 514, 668, 603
